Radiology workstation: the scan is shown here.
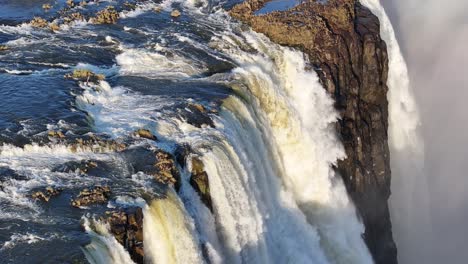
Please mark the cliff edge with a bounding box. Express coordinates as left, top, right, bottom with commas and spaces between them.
230, 1, 397, 263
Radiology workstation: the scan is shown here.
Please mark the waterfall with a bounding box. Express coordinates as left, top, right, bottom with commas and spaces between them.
143, 189, 205, 264
75, 2, 374, 263
359, 0, 429, 263
82, 218, 136, 264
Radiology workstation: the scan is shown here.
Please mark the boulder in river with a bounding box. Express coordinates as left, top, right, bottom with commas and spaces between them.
42, 4, 52, 11
133, 129, 157, 141
30, 17, 48, 28
64, 69, 105, 83
52, 159, 98, 174
48, 130, 66, 139
92, 6, 120, 24
31, 186, 63, 202
71, 186, 111, 207
171, 9, 181, 18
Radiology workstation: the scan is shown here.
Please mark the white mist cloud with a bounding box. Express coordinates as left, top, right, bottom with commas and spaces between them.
382, 1, 468, 263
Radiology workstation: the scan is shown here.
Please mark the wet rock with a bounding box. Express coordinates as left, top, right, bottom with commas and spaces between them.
0, 167, 27, 182
103, 208, 144, 264
171, 9, 181, 18
31, 186, 63, 202
49, 23, 60, 32
151, 150, 181, 190
230, 1, 396, 263
52, 159, 98, 174
92, 6, 120, 24
30, 17, 48, 28
0, 45, 9, 51
71, 186, 111, 207
69, 136, 127, 153
64, 12, 85, 24
42, 4, 52, 11
190, 157, 213, 211
64, 69, 105, 83
48, 130, 66, 139
133, 129, 157, 141
123, 1, 136, 10
66, 0, 75, 8
174, 143, 192, 168
178, 103, 215, 128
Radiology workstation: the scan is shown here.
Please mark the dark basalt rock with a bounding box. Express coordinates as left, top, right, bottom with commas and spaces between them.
52, 159, 98, 174
230, 1, 396, 263
104, 208, 144, 264
177, 103, 215, 128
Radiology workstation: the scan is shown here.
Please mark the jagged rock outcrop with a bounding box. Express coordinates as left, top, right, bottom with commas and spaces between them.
105, 208, 144, 264
71, 186, 111, 207
190, 157, 213, 212
230, 1, 396, 263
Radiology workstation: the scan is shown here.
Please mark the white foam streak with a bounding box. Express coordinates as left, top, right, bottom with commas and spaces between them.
116, 49, 203, 78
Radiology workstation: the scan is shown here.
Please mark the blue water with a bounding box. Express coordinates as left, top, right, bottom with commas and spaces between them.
0, 1, 234, 262
255, 0, 303, 15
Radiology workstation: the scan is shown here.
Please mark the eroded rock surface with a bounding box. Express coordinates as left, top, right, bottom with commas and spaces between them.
104, 208, 144, 264
230, 1, 396, 263
190, 157, 212, 212
71, 186, 111, 207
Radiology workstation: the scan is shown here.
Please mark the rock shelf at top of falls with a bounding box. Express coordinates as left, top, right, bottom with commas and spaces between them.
230, 1, 397, 263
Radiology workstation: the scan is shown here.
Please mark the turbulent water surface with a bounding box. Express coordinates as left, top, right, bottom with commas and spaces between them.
0, 0, 377, 263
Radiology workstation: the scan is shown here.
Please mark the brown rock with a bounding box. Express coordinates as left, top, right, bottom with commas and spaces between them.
105, 208, 144, 264
31, 186, 62, 202
64, 69, 105, 83
230, 1, 396, 263
42, 4, 52, 11
133, 129, 157, 141
71, 186, 111, 207
30, 17, 48, 28
171, 9, 181, 18
49, 23, 60, 32
190, 157, 213, 212
151, 150, 181, 190
48, 130, 66, 139
92, 6, 120, 24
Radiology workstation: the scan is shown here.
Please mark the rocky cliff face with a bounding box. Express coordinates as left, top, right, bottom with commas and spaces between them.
230, 1, 397, 263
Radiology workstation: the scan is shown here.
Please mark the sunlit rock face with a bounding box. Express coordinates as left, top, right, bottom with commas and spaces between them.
230, 1, 397, 263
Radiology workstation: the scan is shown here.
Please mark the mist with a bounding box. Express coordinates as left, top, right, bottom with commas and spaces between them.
381, 0, 468, 263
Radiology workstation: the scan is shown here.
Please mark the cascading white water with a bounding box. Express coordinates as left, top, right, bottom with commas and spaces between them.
359, 0, 429, 262
143, 189, 205, 264
74, 1, 374, 263
82, 218, 137, 264
206, 28, 373, 264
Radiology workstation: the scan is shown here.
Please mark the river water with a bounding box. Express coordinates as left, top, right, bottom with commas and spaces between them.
0, 1, 374, 263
